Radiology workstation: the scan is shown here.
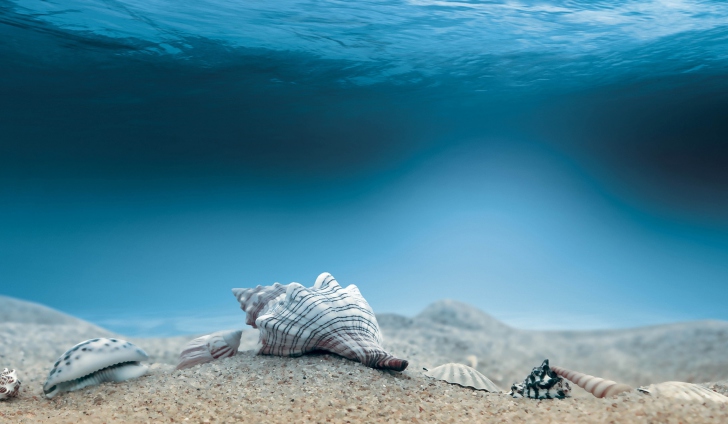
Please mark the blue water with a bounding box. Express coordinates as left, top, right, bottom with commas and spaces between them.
1, 0, 727, 336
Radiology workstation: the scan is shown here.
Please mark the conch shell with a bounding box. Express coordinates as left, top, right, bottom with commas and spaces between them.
233, 272, 408, 371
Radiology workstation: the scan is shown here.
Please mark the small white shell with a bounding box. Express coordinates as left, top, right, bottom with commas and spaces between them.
0, 368, 21, 400
43, 338, 149, 398
425, 363, 501, 392
638, 382, 728, 403
176, 329, 243, 370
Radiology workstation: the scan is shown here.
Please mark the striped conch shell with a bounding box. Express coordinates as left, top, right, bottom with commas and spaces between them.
638, 382, 728, 403
425, 363, 501, 392
550, 365, 633, 398
176, 329, 243, 370
232, 272, 408, 371
43, 338, 148, 398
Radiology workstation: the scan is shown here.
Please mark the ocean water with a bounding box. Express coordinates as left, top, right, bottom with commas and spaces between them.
1, 0, 727, 336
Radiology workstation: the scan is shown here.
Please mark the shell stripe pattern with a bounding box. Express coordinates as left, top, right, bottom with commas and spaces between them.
176, 330, 242, 370
232, 283, 288, 328
551, 365, 633, 398
237, 272, 408, 371
261, 274, 383, 355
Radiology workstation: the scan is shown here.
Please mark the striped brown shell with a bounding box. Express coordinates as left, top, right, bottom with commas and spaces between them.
550, 365, 633, 398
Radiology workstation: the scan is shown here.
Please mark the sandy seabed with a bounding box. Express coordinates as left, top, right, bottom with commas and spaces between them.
1, 295, 727, 423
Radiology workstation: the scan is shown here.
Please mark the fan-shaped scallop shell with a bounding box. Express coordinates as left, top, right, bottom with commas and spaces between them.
550, 365, 633, 398
43, 338, 149, 398
638, 382, 728, 403
424, 363, 501, 392
176, 329, 243, 370
232, 272, 408, 371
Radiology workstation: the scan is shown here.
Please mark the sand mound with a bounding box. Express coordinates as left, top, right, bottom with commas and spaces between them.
1, 296, 727, 423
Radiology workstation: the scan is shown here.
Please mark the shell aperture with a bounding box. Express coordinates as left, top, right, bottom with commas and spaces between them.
43, 338, 149, 398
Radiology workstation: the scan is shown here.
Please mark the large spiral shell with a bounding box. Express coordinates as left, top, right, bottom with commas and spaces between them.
233, 272, 408, 371
550, 365, 633, 398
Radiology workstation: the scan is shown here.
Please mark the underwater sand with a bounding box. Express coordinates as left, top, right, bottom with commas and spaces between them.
1, 296, 727, 423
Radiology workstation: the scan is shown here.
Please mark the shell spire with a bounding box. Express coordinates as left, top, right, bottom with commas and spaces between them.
233, 272, 408, 371
176, 330, 243, 370
550, 365, 633, 398
232, 283, 288, 328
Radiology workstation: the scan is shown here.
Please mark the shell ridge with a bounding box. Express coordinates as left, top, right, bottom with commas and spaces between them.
259, 283, 357, 356
259, 286, 328, 356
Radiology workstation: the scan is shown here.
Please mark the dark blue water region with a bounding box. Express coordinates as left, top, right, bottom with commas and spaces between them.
1, 0, 727, 335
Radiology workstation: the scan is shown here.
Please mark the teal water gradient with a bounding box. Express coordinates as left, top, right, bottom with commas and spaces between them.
1, 0, 727, 336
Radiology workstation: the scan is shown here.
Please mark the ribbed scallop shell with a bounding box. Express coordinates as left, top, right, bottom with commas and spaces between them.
638, 382, 728, 403
424, 363, 501, 392
550, 365, 633, 398
0, 368, 21, 400
232, 272, 408, 371
176, 329, 243, 370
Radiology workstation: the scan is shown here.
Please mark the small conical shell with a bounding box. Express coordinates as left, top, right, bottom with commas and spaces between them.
551, 365, 633, 398
638, 382, 728, 403
176, 330, 243, 370
425, 363, 501, 392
